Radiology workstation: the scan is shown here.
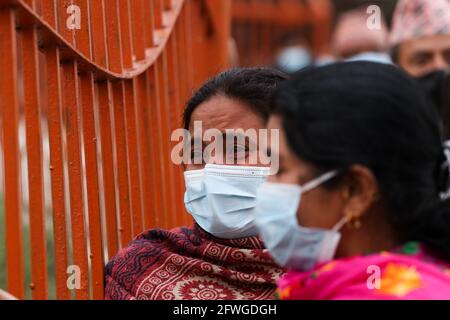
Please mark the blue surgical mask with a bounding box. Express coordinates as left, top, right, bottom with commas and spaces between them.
255, 171, 348, 271
184, 164, 270, 239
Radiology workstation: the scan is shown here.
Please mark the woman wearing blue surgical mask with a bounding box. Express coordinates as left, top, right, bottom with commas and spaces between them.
105, 68, 287, 300
256, 62, 450, 300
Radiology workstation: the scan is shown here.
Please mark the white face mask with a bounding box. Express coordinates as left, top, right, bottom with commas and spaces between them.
184, 164, 270, 239
255, 171, 348, 271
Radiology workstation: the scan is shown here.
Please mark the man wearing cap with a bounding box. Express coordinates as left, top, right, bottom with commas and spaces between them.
390, 0, 450, 77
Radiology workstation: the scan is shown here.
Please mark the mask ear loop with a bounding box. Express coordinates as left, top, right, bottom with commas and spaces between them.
302, 170, 339, 193
332, 215, 350, 232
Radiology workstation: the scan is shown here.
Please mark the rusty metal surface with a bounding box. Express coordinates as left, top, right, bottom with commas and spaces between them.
0, 0, 231, 300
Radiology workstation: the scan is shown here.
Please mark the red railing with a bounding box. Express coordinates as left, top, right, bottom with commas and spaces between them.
0, 0, 230, 300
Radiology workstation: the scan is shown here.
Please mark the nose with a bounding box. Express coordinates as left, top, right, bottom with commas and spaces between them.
431, 53, 450, 72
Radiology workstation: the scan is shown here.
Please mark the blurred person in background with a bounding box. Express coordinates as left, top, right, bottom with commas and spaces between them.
256, 62, 450, 300
390, 0, 450, 78
274, 46, 313, 74
274, 34, 313, 74
105, 68, 287, 300
332, 7, 392, 64
390, 0, 450, 140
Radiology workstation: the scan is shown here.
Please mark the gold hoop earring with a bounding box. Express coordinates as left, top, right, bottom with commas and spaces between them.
345, 211, 362, 229
350, 217, 362, 229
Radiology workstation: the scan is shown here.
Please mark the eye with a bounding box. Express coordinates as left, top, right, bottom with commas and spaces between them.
228, 145, 249, 160
444, 50, 450, 65
411, 53, 431, 66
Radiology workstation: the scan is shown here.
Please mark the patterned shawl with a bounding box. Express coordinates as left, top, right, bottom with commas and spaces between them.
105, 224, 284, 300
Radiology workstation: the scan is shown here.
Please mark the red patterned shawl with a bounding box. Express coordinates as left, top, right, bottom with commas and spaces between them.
105, 224, 284, 300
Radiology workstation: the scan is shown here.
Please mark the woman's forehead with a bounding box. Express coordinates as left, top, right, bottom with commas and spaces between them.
189, 96, 265, 132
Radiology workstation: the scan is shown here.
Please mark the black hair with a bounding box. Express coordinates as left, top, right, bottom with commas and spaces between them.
416, 70, 450, 140
273, 61, 450, 260
183, 68, 288, 129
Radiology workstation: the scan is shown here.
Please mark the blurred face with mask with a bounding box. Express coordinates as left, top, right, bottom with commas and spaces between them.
390, 0, 450, 142
253, 61, 450, 300
182, 68, 287, 239
390, 0, 450, 78
396, 35, 450, 78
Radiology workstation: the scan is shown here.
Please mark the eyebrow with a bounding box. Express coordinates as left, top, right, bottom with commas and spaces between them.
190, 131, 256, 147
410, 51, 433, 61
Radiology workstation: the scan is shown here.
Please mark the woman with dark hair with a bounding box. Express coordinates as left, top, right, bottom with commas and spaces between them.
255, 62, 450, 300
105, 68, 287, 300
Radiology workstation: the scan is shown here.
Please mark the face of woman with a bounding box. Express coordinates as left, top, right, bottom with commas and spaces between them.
185, 95, 268, 171
266, 116, 349, 230
266, 115, 388, 258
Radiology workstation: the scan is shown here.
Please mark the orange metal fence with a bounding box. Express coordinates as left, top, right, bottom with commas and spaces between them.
0, 0, 230, 300
232, 0, 332, 67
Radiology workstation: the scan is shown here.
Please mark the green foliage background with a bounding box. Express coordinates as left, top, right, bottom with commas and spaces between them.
0, 197, 56, 299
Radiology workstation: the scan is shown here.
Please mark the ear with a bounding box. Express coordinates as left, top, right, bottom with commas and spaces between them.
342, 164, 379, 221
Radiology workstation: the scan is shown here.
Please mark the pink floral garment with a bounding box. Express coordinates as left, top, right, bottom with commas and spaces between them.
278, 242, 450, 300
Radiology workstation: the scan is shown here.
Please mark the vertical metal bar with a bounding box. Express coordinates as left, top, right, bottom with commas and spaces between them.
124, 81, 144, 235
175, 7, 192, 226
190, 0, 231, 88
134, 75, 157, 230
73, 0, 92, 58
0, 8, 25, 300
156, 55, 177, 229
22, 23, 48, 300
103, 0, 130, 242
111, 81, 132, 245
104, 0, 123, 74
61, 61, 90, 299
130, 0, 148, 61
143, 0, 156, 48
175, 8, 189, 105
153, 0, 164, 29
69, 0, 105, 299
79, 73, 104, 300
57, 0, 76, 45
166, 34, 185, 227
41, 0, 71, 300
146, 66, 168, 228
89, 0, 109, 68
45, 45, 70, 300
97, 81, 119, 258
41, 0, 57, 27
182, 0, 195, 94
164, 0, 173, 10
118, 0, 133, 69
